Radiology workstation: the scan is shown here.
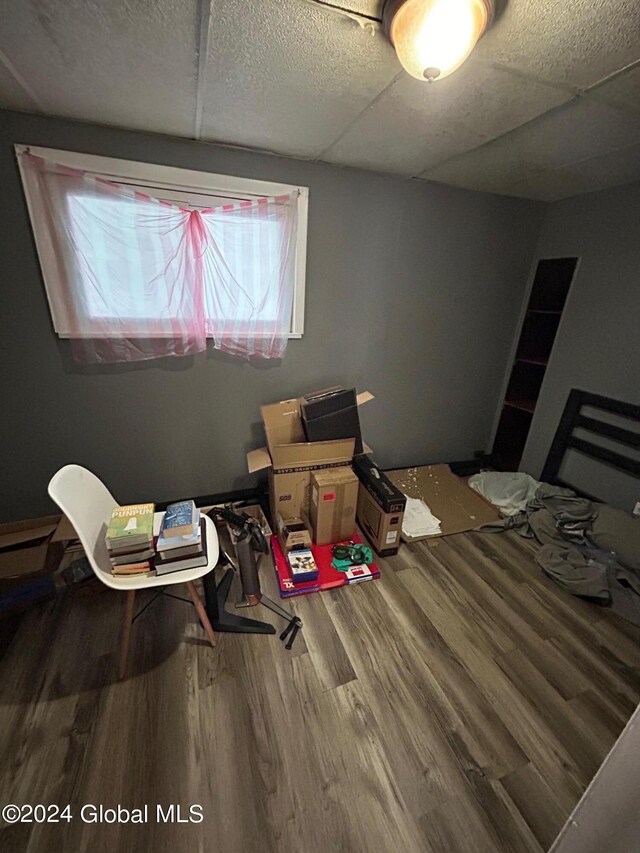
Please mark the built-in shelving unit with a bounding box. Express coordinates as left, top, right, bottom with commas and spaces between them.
492, 257, 579, 471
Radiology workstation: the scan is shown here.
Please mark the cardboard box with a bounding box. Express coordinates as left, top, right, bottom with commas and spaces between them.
302, 387, 363, 454
310, 467, 359, 545
385, 464, 501, 541
51, 514, 79, 543
247, 390, 374, 530
278, 517, 312, 553
0, 515, 65, 615
353, 456, 406, 557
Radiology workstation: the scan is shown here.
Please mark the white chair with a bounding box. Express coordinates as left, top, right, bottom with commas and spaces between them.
48, 464, 219, 679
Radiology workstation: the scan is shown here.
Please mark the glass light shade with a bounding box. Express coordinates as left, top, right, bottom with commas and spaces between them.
389, 0, 490, 81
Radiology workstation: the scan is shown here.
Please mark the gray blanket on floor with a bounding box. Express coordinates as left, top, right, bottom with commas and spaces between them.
476, 479, 640, 626
535, 543, 640, 626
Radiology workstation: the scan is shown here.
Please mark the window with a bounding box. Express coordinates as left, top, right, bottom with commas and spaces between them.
17, 145, 308, 361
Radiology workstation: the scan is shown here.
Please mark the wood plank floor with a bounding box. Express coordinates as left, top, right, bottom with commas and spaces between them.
1, 528, 640, 853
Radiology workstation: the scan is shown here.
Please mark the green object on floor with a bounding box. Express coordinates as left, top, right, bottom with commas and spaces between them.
331, 543, 373, 572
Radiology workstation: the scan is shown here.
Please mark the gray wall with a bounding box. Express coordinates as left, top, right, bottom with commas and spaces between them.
0, 109, 544, 522
520, 181, 640, 511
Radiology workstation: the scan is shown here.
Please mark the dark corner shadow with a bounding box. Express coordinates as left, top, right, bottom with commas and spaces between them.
57, 339, 283, 374
0, 585, 194, 705
492, 0, 508, 25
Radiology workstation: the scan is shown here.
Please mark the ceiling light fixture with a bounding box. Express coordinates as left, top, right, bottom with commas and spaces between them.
383, 0, 495, 82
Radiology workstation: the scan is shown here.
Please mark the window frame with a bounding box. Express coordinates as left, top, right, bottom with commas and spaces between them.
15, 144, 309, 339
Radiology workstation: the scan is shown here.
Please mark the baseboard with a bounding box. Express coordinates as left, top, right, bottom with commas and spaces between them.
155, 486, 267, 513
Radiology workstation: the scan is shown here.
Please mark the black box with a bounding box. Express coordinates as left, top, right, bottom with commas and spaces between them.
352, 455, 406, 513
352, 455, 406, 556
302, 388, 363, 454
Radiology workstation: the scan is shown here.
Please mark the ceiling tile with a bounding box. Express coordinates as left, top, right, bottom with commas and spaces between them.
0, 0, 198, 137
489, 141, 640, 200
0, 59, 40, 113
421, 161, 607, 202
201, 0, 398, 158
475, 0, 640, 89
421, 98, 640, 193
317, 0, 384, 17
547, 141, 640, 197
477, 167, 607, 201
322, 60, 571, 176
588, 66, 640, 114
421, 147, 540, 196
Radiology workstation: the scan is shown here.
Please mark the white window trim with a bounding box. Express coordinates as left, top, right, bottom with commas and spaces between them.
15, 144, 308, 339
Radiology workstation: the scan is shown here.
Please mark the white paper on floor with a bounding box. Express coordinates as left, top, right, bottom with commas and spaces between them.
402, 496, 441, 537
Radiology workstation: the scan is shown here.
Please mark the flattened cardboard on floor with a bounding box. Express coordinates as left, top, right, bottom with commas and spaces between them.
385, 464, 500, 540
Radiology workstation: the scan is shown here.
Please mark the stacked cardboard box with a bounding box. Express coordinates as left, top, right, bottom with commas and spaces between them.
310, 467, 359, 546
247, 391, 373, 551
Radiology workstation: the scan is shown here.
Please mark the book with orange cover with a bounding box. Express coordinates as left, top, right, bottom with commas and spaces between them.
111, 560, 152, 576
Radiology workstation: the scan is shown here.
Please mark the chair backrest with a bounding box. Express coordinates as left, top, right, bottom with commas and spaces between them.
48, 464, 118, 584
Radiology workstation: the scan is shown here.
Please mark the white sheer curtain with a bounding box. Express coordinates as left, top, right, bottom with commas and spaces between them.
19, 151, 298, 363
200, 194, 298, 359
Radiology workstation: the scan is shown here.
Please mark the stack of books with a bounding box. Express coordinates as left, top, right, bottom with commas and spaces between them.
156, 500, 207, 576
106, 503, 155, 576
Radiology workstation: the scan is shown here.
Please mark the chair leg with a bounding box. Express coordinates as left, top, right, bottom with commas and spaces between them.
186, 581, 217, 647
118, 589, 136, 680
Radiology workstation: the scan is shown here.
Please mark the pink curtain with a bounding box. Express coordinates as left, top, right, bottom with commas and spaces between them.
200, 196, 298, 359
19, 152, 298, 363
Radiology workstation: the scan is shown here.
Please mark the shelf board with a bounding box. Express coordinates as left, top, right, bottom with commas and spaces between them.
517, 357, 548, 367
504, 400, 536, 415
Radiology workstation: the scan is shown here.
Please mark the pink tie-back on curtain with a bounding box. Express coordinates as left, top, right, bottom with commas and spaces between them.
19, 152, 298, 363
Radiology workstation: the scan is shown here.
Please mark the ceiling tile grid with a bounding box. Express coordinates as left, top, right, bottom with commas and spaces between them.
0, 0, 199, 136
322, 59, 573, 175
201, 0, 398, 158
474, 0, 640, 89
588, 65, 640, 115
316, 1, 385, 17
0, 0, 640, 200
421, 97, 640, 197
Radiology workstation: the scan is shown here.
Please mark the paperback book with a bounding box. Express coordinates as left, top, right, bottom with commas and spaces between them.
106, 503, 155, 548
111, 560, 152, 577
160, 500, 197, 539
110, 547, 155, 567
155, 521, 208, 576
156, 512, 201, 555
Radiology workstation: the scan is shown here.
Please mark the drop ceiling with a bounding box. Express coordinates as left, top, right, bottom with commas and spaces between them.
1, 0, 640, 200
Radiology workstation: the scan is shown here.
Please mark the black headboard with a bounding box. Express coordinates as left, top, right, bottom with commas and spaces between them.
541, 389, 640, 499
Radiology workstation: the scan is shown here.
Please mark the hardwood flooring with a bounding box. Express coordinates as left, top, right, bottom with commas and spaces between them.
1, 528, 640, 853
